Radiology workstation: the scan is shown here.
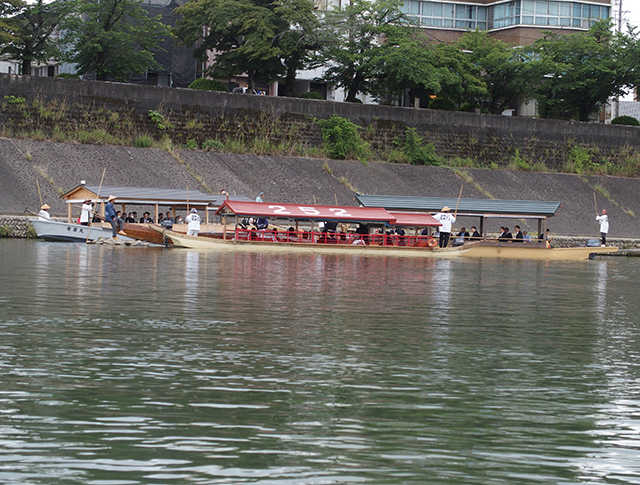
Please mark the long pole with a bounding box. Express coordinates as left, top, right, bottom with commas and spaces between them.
186, 185, 189, 212
454, 185, 463, 218
594, 192, 598, 215
36, 180, 43, 207
86, 168, 106, 242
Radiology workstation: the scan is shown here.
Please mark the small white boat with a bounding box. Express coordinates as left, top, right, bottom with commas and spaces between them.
30, 219, 133, 242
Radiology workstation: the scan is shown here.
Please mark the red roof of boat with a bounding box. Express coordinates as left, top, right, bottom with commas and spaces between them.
216, 201, 440, 226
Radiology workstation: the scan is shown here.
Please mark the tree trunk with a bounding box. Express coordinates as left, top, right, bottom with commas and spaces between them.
346, 72, 363, 102
21, 59, 31, 76
282, 63, 297, 97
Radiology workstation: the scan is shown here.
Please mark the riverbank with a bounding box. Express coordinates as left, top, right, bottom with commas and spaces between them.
2, 138, 640, 239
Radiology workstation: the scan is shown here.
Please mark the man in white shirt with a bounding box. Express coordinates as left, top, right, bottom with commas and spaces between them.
432, 206, 456, 248
596, 209, 609, 247
185, 208, 201, 236
38, 204, 51, 220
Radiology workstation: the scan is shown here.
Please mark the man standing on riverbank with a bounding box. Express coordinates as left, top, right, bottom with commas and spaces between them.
432, 206, 455, 248
596, 209, 609, 247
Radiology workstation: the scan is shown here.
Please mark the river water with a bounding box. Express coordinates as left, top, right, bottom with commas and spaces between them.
1, 239, 640, 484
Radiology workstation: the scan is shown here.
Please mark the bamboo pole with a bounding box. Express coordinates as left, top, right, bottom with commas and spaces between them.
86, 168, 106, 242
36, 180, 43, 207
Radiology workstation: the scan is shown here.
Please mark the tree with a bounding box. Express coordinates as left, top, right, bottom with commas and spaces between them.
0, 0, 24, 46
455, 30, 533, 114
61, 0, 170, 81
528, 20, 640, 121
367, 25, 457, 104
316, 0, 406, 102
1, 0, 70, 75
173, 0, 319, 95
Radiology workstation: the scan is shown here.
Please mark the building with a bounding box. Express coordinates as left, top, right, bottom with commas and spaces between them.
400, 0, 611, 44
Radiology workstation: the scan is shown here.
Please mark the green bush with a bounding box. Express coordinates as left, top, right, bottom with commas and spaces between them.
428, 97, 457, 111
611, 115, 640, 126
316, 115, 369, 162
134, 135, 154, 148
298, 91, 323, 100
188, 78, 229, 92
56, 73, 81, 79
401, 127, 441, 166
183, 139, 199, 150
0, 225, 12, 237
202, 139, 225, 152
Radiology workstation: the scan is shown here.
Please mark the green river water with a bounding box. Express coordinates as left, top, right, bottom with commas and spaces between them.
1, 239, 640, 484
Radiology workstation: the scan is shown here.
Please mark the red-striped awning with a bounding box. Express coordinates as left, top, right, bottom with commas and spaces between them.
216, 201, 441, 226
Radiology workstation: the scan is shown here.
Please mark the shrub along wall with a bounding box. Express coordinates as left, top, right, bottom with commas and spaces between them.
1, 73, 640, 169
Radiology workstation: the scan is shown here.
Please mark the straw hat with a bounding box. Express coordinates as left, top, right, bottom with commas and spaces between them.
441, 206, 451, 212
41, 204, 50, 210
107, 195, 117, 201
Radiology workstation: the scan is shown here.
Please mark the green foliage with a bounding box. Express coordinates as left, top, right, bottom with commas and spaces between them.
183, 138, 199, 150
56, 73, 80, 79
148, 110, 172, 130
528, 20, 640, 121
0, 225, 12, 237
298, 91, 323, 99
455, 30, 532, 115
428, 97, 457, 111
316, 115, 369, 162
174, 0, 319, 94
398, 127, 440, 166
60, 0, 170, 82
76, 129, 120, 145
0, 0, 24, 45
202, 139, 225, 151
134, 134, 154, 147
611, 115, 640, 126
4, 95, 25, 104
188, 78, 229, 92
0, 0, 69, 75
565, 146, 596, 174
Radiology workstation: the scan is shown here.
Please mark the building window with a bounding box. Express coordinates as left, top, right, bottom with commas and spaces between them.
403, 1, 487, 30
520, 1, 609, 28
493, 1, 520, 28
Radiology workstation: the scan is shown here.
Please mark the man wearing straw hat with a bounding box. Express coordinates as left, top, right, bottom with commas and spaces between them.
38, 204, 51, 220
432, 206, 456, 248
105, 195, 122, 238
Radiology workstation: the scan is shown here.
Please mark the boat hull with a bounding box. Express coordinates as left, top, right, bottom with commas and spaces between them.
151, 226, 470, 257
30, 219, 133, 242
461, 243, 619, 260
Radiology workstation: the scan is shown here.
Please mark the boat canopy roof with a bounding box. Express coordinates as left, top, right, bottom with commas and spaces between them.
216, 201, 441, 226
355, 195, 561, 218
61, 184, 251, 208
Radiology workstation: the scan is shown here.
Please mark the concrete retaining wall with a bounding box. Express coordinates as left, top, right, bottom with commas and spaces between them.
2, 74, 640, 167
0, 216, 34, 238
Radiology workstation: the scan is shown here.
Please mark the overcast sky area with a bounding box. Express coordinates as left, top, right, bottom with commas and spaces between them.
615, 1, 639, 100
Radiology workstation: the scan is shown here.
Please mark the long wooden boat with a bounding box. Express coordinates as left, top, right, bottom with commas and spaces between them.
147, 200, 474, 257
461, 241, 618, 260
150, 225, 473, 257
30, 218, 134, 242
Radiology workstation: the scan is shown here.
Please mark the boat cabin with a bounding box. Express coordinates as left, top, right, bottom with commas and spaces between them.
215, 200, 442, 246
355, 194, 561, 242
60, 184, 251, 225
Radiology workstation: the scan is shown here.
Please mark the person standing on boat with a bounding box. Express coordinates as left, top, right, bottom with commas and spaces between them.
432, 206, 455, 248
185, 208, 201, 236
256, 192, 264, 203
38, 204, 51, 220
105, 195, 121, 238
80, 200, 93, 226
596, 209, 609, 247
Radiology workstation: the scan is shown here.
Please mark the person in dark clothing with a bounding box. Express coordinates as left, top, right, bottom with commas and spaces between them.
457, 227, 469, 239
105, 195, 121, 238
514, 225, 523, 242
140, 212, 154, 223
469, 226, 481, 239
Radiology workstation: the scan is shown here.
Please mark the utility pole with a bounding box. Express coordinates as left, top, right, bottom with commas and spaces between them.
613, 0, 623, 119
